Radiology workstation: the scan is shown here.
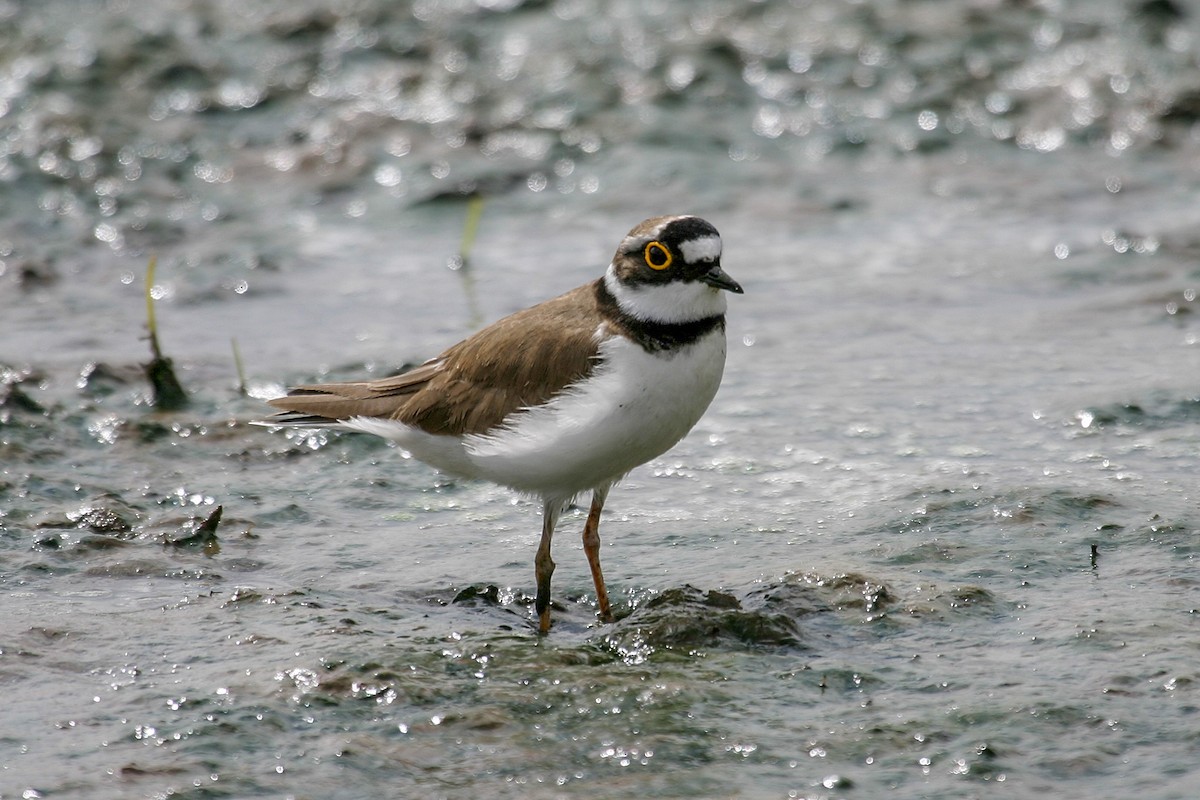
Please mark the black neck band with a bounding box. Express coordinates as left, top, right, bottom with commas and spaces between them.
594, 280, 725, 353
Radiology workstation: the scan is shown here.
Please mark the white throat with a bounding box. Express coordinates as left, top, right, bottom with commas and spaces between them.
604, 264, 728, 324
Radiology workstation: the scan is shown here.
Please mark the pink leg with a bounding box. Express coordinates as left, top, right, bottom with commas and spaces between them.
535, 500, 563, 634
582, 485, 613, 623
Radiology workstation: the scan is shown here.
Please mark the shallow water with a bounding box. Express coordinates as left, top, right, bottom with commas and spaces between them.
3, 1, 1200, 798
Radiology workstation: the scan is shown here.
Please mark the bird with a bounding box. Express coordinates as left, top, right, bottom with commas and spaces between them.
260, 215, 743, 634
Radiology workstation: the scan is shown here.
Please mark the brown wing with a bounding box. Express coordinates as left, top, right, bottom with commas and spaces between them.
266, 283, 606, 436
264, 359, 443, 422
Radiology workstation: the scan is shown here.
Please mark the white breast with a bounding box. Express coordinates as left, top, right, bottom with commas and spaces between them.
349, 329, 728, 501
469, 330, 727, 499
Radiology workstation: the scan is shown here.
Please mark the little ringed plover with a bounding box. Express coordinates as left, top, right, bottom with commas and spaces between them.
261, 215, 743, 633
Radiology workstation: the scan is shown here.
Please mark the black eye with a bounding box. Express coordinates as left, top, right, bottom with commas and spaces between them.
644, 241, 673, 271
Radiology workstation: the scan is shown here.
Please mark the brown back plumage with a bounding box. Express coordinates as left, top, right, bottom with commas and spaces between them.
266, 283, 606, 436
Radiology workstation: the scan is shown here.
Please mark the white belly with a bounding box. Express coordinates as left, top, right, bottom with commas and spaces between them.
347, 332, 727, 501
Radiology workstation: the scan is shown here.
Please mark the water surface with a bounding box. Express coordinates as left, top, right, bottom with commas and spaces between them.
2, 1, 1199, 798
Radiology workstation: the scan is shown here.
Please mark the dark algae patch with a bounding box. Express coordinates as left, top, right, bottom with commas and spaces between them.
143, 256, 189, 411
605, 584, 806, 654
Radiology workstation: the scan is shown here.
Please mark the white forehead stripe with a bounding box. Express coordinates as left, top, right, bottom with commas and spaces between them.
679, 235, 722, 263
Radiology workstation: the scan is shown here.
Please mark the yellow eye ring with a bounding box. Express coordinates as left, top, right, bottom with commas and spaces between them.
644, 241, 673, 270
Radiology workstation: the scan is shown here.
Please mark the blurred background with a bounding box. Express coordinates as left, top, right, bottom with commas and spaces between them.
3, 0, 1199, 347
